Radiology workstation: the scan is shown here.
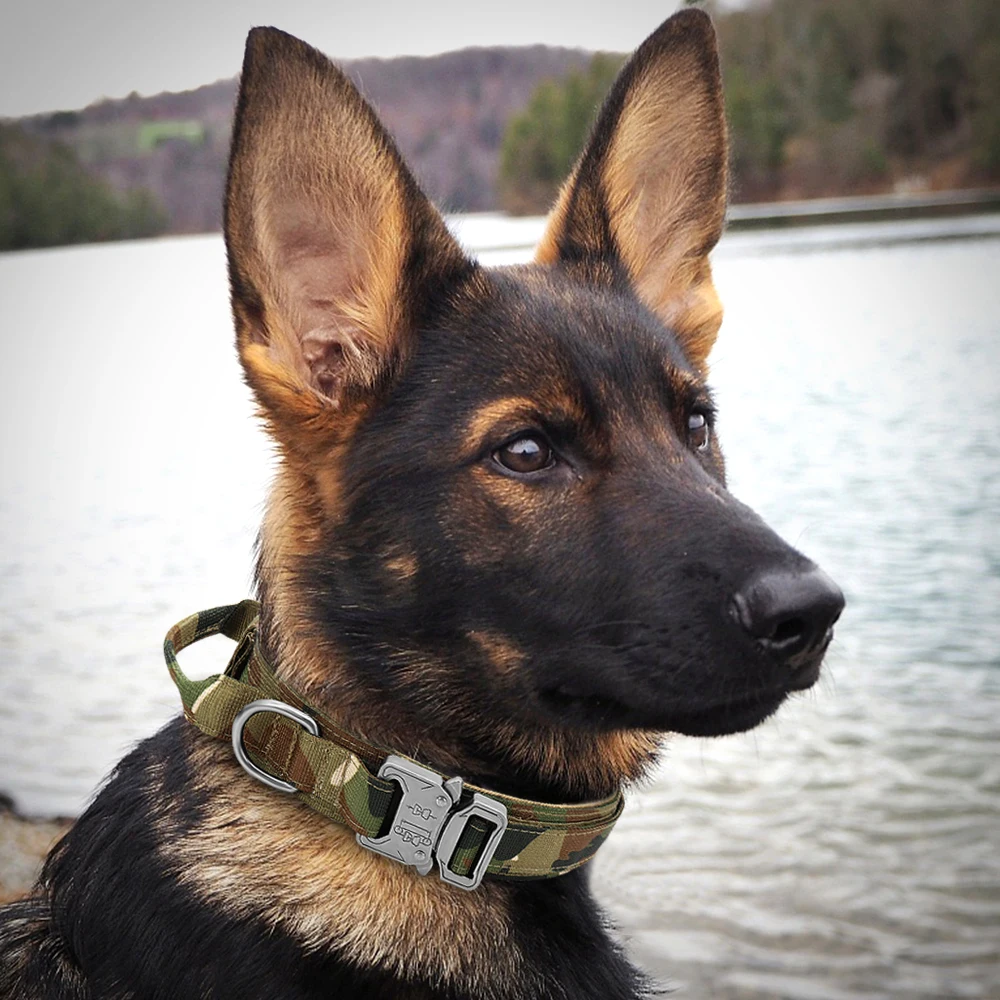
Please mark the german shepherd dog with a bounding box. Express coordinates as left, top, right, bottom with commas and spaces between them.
0, 10, 843, 999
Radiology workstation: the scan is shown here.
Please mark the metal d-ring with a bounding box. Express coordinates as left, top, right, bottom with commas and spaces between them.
231, 699, 319, 793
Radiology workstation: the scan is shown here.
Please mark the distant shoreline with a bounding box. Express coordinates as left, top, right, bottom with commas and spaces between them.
725, 188, 1000, 230
4, 191, 999, 257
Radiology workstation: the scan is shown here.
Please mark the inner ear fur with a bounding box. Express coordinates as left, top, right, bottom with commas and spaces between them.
225, 27, 470, 445
536, 9, 728, 369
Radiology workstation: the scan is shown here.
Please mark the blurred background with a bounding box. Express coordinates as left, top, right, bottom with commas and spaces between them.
1, 1, 999, 997
3, 0, 1000, 244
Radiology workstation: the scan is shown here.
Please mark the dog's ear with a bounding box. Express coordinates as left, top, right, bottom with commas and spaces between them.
225, 27, 471, 449
535, 9, 728, 369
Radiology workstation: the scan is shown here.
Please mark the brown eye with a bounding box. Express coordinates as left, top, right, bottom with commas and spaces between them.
494, 434, 554, 474
688, 413, 710, 451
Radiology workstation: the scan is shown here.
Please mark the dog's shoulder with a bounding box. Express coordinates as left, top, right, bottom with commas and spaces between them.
0, 720, 197, 999
5, 721, 443, 999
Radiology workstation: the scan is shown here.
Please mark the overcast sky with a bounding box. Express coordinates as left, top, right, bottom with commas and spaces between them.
0, 0, 747, 118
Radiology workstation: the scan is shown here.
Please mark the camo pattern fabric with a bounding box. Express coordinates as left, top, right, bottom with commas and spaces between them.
164, 602, 624, 882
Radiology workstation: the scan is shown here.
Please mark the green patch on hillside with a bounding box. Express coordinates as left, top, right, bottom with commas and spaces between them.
137, 120, 206, 152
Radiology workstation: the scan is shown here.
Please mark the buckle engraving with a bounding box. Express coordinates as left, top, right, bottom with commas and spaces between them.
357, 755, 508, 889
358, 758, 461, 874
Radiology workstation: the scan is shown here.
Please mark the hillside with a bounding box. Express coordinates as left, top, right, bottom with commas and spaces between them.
6, 0, 999, 247
13, 47, 592, 234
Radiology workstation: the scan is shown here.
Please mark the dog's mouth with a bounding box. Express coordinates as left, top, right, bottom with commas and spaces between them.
537, 649, 827, 737
658, 689, 791, 736
538, 684, 629, 726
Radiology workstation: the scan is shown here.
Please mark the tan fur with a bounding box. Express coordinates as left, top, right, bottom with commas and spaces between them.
596, 730, 662, 782
468, 630, 525, 676
487, 722, 659, 800
383, 548, 419, 582
229, 108, 407, 404
170, 737, 522, 993
603, 51, 726, 363
462, 395, 585, 459
467, 464, 551, 527
533, 176, 577, 267
463, 398, 548, 453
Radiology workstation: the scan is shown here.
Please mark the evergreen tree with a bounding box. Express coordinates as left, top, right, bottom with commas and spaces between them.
498, 54, 623, 214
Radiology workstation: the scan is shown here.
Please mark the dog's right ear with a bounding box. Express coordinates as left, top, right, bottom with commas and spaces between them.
535, 10, 728, 371
225, 28, 471, 452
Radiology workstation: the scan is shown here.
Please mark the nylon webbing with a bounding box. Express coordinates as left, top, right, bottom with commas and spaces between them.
164, 602, 624, 881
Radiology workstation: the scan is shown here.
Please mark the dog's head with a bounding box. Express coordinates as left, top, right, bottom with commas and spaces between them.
224, 11, 843, 799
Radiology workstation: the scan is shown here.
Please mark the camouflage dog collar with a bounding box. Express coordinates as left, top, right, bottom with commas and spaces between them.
164, 602, 624, 890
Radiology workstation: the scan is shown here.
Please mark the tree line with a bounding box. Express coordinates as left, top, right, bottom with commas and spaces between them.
0, 124, 167, 251
499, 0, 1000, 212
3, 0, 997, 247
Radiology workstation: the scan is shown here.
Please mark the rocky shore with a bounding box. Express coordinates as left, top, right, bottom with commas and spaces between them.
0, 803, 73, 904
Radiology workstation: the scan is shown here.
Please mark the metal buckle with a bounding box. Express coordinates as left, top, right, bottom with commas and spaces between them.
231, 699, 319, 793
357, 755, 508, 891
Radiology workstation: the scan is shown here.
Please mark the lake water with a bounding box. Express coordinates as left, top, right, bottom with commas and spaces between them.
1, 215, 999, 998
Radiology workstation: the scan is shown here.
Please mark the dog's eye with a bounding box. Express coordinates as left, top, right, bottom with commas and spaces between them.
494, 434, 554, 475
688, 413, 711, 451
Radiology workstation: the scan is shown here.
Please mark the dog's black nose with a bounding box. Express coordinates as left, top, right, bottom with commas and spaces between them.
733, 567, 844, 668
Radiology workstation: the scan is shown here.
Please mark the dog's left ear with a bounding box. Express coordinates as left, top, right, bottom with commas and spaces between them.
536, 9, 728, 369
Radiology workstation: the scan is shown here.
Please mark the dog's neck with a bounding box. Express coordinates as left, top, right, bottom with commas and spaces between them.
253, 608, 656, 804
253, 471, 661, 805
